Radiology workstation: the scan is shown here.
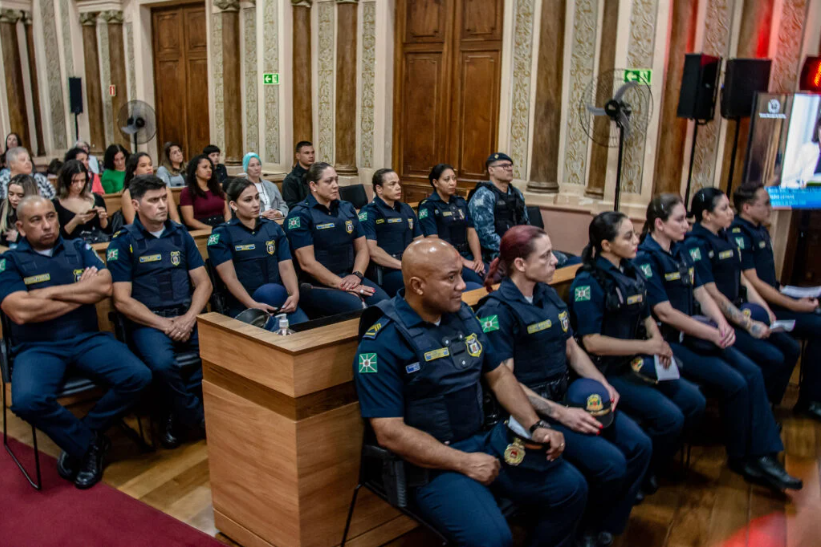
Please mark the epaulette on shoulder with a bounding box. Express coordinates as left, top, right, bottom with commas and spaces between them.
362, 316, 392, 340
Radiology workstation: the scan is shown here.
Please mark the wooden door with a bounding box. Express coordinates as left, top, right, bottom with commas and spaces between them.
393, 0, 504, 204
152, 4, 209, 159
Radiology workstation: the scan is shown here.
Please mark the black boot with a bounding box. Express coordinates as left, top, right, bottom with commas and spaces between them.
753, 455, 803, 491
160, 414, 180, 449
57, 451, 79, 481
75, 434, 111, 490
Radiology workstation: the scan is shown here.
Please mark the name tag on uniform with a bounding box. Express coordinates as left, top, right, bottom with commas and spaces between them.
627, 294, 643, 305
759, 241, 766, 248
387, 218, 403, 223
139, 254, 162, 263
718, 250, 734, 260
375, 219, 385, 224
316, 223, 335, 230
664, 272, 681, 281
405, 363, 421, 374
235, 244, 256, 251
424, 348, 450, 361
527, 320, 551, 334
23, 273, 50, 285
442, 212, 453, 217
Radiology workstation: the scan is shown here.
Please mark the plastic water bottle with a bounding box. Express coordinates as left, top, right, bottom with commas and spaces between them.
275, 313, 295, 336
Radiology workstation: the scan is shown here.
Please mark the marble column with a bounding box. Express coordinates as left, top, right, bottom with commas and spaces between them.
81, 12, 105, 152
215, 0, 242, 163
0, 9, 30, 150
334, 0, 357, 176
292, 0, 313, 147
100, 10, 128, 148
22, 11, 45, 156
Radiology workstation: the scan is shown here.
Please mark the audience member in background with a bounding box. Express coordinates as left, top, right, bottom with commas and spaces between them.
243, 152, 288, 219
53, 160, 110, 241
358, 168, 424, 296
156, 142, 187, 188
285, 162, 388, 316
47, 159, 63, 186
100, 144, 130, 193
282, 141, 315, 209
74, 140, 101, 174
108, 175, 212, 448
180, 155, 230, 229
121, 152, 181, 225
0, 174, 38, 247
0, 195, 151, 488
209, 178, 309, 325
204, 144, 228, 187
418, 163, 486, 287
0, 132, 21, 175
65, 147, 104, 195
0, 147, 55, 200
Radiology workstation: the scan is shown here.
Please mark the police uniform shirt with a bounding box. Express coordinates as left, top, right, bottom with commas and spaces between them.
0, 237, 105, 343
106, 218, 204, 305
635, 236, 703, 310
358, 196, 422, 257
684, 223, 742, 301
417, 192, 474, 253
354, 295, 502, 420
730, 216, 778, 288
571, 257, 651, 338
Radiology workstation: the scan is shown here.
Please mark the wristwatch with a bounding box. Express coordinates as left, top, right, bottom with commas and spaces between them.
529, 419, 550, 434
352, 271, 365, 281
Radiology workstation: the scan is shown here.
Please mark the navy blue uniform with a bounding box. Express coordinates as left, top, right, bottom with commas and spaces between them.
684, 223, 799, 404
418, 191, 486, 287
207, 217, 308, 325
284, 194, 388, 316
0, 237, 151, 459
570, 256, 705, 477
732, 216, 821, 404
354, 293, 586, 547
635, 236, 783, 461
107, 219, 205, 427
477, 278, 650, 537
358, 196, 422, 297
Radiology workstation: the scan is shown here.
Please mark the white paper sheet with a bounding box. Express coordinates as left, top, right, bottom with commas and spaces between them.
769, 319, 796, 333
655, 355, 680, 381
780, 285, 821, 299
507, 416, 533, 440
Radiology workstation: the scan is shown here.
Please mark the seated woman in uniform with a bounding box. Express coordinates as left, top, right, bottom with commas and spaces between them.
180, 155, 231, 229
53, 160, 110, 241
284, 162, 388, 317
208, 178, 308, 326
242, 153, 289, 219
358, 168, 424, 296
570, 211, 706, 500
634, 193, 801, 493
418, 164, 486, 286
0, 174, 38, 247
121, 152, 182, 225
476, 224, 651, 547
684, 188, 800, 405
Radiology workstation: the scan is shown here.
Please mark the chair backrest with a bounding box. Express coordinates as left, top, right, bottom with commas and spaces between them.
339, 184, 369, 210
527, 206, 544, 229
204, 258, 228, 315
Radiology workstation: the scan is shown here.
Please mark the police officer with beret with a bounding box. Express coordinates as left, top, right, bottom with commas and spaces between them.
417, 163, 486, 288
284, 162, 388, 316
354, 238, 587, 547
570, 211, 705, 499
731, 183, 821, 421
358, 168, 423, 297
208, 177, 309, 325
0, 196, 151, 488
477, 224, 650, 547
684, 188, 800, 405
635, 194, 800, 492
107, 175, 213, 448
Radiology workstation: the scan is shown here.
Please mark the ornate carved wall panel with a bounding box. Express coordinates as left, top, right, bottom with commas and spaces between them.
41, 0, 67, 149
359, 1, 375, 169
263, 0, 279, 163
243, 4, 258, 154
508, 0, 534, 180
316, 1, 335, 164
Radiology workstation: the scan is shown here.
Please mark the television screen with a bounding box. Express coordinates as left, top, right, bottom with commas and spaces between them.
768, 93, 821, 208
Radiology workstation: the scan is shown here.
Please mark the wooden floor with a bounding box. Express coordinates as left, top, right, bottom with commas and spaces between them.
3, 376, 821, 547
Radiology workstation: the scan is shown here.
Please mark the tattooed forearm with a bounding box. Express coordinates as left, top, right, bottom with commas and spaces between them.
528, 395, 559, 419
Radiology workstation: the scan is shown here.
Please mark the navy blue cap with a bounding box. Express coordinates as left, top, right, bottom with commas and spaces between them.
566, 378, 614, 428
486, 152, 513, 168
740, 302, 769, 325
630, 355, 658, 383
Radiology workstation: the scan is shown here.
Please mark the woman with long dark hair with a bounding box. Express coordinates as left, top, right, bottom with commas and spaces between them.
0, 174, 38, 247
100, 144, 130, 193
157, 141, 187, 187
120, 152, 181, 224
179, 154, 230, 229
53, 160, 110, 239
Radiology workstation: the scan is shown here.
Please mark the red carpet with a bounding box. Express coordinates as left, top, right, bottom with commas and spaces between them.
0, 438, 224, 547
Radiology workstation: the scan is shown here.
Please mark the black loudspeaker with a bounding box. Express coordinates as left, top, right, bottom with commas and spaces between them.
677, 53, 721, 120
720, 59, 771, 119
69, 77, 83, 115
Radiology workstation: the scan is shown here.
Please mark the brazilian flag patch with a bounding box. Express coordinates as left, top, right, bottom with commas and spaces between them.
479, 315, 499, 333
358, 353, 377, 373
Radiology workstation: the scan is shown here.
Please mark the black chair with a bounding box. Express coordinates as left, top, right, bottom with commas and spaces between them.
204, 258, 228, 315
527, 206, 544, 229
339, 184, 369, 210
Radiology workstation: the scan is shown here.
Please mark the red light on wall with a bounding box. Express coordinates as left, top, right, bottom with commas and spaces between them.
800, 56, 821, 92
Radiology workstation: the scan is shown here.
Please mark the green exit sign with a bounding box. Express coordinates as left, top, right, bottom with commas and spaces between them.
263, 73, 280, 85
624, 69, 652, 84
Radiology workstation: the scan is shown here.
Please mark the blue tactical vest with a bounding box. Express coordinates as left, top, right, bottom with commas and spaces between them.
295, 200, 358, 276
686, 224, 742, 304
637, 239, 696, 342
730, 217, 778, 288
419, 194, 471, 255
8, 240, 99, 343
470, 181, 526, 238
360, 199, 416, 258
124, 223, 192, 310
359, 299, 486, 444
220, 219, 283, 309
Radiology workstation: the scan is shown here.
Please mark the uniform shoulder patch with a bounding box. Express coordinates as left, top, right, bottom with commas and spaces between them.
735, 237, 745, 249
363, 321, 384, 339
112, 229, 127, 239
418, 207, 429, 219
358, 211, 368, 222
358, 353, 378, 373
207, 233, 220, 246
107, 248, 119, 261
0, 258, 5, 272
639, 263, 653, 278
478, 315, 499, 333
731, 227, 741, 233
689, 247, 702, 261
288, 217, 301, 230
574, 285, 591, 302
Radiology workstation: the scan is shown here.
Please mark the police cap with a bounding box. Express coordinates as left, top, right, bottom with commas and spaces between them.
566, 378, 614, 428
485, 152, 513, 169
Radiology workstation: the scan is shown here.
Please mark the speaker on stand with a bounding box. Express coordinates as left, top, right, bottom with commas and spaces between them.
720, 58, 771, 196
677, 53, 721, 206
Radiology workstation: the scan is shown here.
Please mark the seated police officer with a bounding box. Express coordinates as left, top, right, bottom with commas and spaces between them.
358, 168, 423, 297
284, 162, 388, 316
208, 178, 309, 325
354, 238, 587, 547
418, 163, 486, 288
732, 183, 821, 421
477, 225, 651, 547
0, 196, 151, 488
107, 175, 213, 448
